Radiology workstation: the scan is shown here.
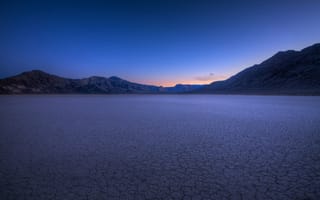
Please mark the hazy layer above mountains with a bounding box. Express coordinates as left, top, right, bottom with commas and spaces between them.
0, 43, 319, 95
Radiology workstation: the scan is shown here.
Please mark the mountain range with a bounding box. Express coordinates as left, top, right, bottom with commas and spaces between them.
0, 70, 203, 94
1, 43, 319, 95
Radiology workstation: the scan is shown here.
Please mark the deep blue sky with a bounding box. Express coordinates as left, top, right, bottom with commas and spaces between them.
1, 0, 320, 86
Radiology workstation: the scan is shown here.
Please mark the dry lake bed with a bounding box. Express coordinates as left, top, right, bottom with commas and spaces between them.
0, 95, 320, 200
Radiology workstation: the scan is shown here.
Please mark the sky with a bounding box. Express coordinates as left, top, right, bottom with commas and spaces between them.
0, 0, 320, 86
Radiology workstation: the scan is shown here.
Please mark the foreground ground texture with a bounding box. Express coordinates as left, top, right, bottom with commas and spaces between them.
0, 95, 320, 200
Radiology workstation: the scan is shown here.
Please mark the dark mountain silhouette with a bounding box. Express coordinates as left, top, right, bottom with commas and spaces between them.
195, 43, 320, 95
160, 84, 203, 93
0, 70, 203, 94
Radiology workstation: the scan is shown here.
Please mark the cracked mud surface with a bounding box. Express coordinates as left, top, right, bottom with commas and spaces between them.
1, 95, 320, 200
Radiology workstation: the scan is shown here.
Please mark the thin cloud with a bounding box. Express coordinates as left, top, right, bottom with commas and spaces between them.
195, 73, 227, 82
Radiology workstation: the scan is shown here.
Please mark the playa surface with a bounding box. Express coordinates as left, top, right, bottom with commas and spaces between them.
1, 95, 320, 200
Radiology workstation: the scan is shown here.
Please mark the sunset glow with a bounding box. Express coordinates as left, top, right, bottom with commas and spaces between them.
0, 0, 320, 86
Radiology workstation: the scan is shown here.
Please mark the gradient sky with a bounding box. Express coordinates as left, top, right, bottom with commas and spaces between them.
1, 0, 320, 86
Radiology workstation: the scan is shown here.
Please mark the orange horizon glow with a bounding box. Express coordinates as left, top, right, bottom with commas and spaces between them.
133, 76, 229, 87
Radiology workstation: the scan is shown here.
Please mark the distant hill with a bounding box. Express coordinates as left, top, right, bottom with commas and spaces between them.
160, 84, 203, 93
195, 43, 320, 95
0, 70, 203, 94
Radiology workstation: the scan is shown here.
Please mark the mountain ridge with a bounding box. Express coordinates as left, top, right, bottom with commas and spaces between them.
0, 70, 203, 94
194, 43, 320, 95
1, 43, 320, 95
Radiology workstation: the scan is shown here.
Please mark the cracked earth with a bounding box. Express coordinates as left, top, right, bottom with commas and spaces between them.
1, 95, 320, 200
